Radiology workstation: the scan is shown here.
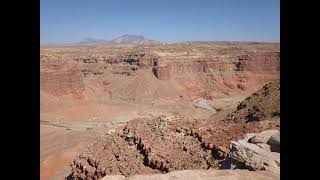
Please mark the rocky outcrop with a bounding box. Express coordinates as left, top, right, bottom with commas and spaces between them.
226, 80, 280, 122
152, 66, 171, 80
68, 113, 280, 179
223, 130, 280, 173
267, 132, 280, 153
248, 130, 279, 144
81, 69, 104, 77
120, 52, 160, 68
69, 132, 161, 179
111, 65, 139, 76
103, 57, 122, 64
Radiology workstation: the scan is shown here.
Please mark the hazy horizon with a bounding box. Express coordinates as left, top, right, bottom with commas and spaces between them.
41, 0, 280, 44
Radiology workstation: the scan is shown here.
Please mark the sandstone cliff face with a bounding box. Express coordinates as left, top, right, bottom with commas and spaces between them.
40, 43, 280, 111
40, 70, 85, 98
146, 51, 279, 99
155, 52, 280, 80
236, 52, 280, 72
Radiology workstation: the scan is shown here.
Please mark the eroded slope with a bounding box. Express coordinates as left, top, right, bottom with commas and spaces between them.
68, 80, 280, 180
225, 80, 280, 122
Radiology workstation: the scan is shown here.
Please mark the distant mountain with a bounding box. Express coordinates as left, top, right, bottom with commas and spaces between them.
78, 38, 110, 45
110, 34, 159, 45
74, 35, 160, 45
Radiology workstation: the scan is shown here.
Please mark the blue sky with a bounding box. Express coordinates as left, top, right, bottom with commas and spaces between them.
40, 0, 280, 44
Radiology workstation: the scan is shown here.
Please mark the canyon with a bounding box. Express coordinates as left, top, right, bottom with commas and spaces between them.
40, 42, 280, 180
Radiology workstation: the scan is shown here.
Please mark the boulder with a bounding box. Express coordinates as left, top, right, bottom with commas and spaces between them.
226, 130, 280, 174
248, 130, 278, 144
267, 132, 280, 152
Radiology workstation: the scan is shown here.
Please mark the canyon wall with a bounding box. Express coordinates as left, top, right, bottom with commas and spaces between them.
40, 70, 85, 98
236, 52, 280, 72
40, 43, 280, 107
153, 52, 280, 80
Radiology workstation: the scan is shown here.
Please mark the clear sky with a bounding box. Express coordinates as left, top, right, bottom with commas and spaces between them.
40, 0, 280, 44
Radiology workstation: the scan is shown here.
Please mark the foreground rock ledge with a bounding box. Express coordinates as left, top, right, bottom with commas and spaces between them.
101, 169, 279, 180
224, 130, 280, 174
